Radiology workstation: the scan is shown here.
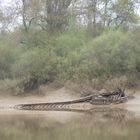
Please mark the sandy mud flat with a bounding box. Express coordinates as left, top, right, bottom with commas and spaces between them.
0, 87, 139, 120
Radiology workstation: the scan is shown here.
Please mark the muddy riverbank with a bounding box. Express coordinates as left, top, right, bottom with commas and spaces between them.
0, 87, 139, 116
0, 87, 140, 140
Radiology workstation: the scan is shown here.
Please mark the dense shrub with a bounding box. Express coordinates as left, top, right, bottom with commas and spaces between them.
53, 29, 140, 85
0, 37, 21, 79
0, 28, 140, 92
85, 30, 130, 77
13, 48, 59, 89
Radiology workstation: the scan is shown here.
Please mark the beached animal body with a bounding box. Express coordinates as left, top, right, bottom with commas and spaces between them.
14, 88, 134, 111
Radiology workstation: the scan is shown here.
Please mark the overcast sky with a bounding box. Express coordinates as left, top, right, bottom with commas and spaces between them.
1, 0, 13, 6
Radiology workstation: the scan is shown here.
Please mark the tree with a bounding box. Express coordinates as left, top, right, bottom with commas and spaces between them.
73, 0, 139, 30
20, 0, 42, 32
19, 0, 73, 33
44, 0, 73, 33
109, 0, 138, 28
99, 0, 113, 27
0, 2, 18, 34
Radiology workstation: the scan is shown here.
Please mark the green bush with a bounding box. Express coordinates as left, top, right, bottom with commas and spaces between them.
126, 29, 140, 74
13, 48, 58, 89
0, 27, 140, 92
82, 30, 131, 77
0, 38, 21, 79
20, 30, 51, 48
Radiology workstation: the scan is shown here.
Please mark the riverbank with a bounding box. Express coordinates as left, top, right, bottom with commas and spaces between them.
0, 85, 139, 116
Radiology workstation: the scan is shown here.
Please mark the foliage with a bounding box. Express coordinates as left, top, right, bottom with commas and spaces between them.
0, 0, 140, 95
0, 27, 140, 92
12, 47, 58, 89
0, 37, 21, 79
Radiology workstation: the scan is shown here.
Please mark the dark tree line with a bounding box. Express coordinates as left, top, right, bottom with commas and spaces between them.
0, 0, 140, 34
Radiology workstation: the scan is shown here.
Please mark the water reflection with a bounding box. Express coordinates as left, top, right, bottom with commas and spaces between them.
0, 107, 139, 140
87, 107, 134, 122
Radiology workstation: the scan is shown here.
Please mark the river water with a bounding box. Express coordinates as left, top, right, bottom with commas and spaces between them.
0, 94, 140, 140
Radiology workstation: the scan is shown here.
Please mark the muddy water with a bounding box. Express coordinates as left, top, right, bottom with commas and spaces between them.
0, 92, 140, 140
